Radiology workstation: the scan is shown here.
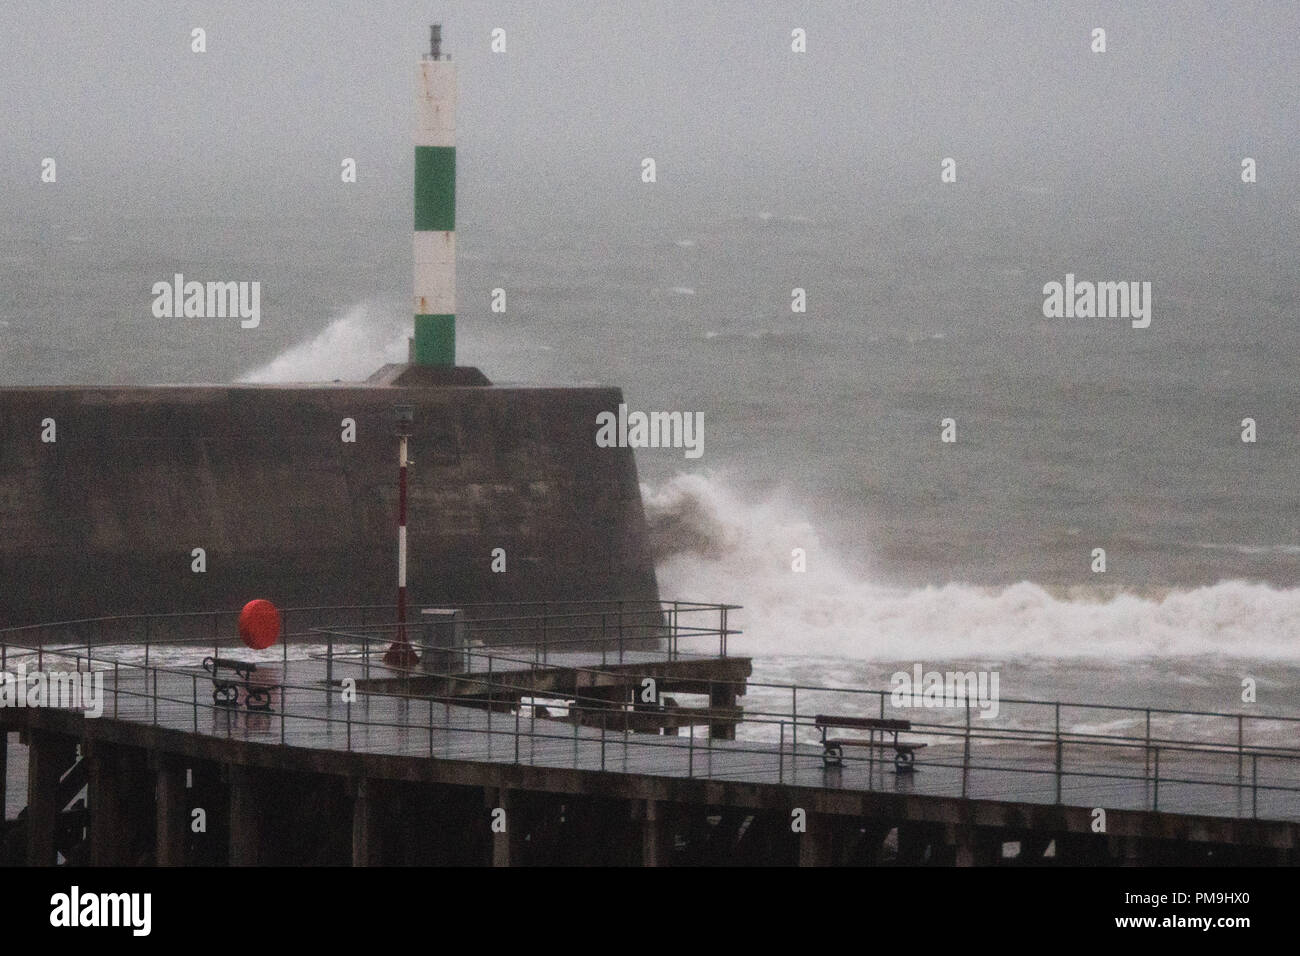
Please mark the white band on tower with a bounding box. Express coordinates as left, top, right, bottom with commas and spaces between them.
412, 36, 457, 366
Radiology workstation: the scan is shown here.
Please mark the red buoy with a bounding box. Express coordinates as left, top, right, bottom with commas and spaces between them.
238, 599, 281, 650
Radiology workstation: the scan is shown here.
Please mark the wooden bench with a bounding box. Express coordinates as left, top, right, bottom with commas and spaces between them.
202, 656, 279, 712
814, 715, 927, 772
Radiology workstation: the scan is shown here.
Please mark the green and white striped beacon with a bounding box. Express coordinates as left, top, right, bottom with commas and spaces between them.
412, 24, 456, 366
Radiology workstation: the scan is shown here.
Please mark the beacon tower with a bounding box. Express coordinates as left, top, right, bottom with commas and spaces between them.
412, 24, 456, 366
0, 24, 660, 629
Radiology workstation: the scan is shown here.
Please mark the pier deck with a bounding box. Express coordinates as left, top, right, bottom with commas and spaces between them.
4, 615, 1300, 864
4, 644, 1298, 819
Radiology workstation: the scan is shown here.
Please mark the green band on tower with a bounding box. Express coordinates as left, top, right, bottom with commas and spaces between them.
414, 314, 455, 366
414, 42, 456, 368
414, 146, 456, 232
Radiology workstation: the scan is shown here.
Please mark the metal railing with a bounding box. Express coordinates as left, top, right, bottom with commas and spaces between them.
3, 606, 1300, 823
0, 600, 739, 666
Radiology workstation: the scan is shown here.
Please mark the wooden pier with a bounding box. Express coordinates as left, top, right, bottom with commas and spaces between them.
3, 609, 1300, 866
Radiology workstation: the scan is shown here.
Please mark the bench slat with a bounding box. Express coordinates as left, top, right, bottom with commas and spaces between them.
203, 656, 258, 676
814, 715, 910, 731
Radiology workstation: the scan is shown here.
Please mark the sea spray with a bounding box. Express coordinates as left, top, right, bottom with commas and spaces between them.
237, 300, 408, 383
644, 471, 1300, 661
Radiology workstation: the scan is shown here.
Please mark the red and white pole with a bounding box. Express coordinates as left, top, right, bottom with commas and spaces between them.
385, 426, 418, 667
398, 431, 408, 634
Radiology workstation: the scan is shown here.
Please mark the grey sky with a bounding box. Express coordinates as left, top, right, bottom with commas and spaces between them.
3, 1, 1298, 224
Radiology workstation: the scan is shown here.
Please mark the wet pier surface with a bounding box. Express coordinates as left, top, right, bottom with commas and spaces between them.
6, 642, 1298, 825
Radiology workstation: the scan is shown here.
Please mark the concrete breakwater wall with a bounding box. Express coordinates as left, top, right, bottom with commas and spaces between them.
0, 382, 659, 630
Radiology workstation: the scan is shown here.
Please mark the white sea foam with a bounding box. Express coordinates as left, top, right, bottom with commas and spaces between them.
645, 471, 1300, 661
237, 300, 407, 383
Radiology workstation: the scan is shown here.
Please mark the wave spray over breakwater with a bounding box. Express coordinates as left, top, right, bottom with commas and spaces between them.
238, 300, 408, 384
645, 472, 1300, 663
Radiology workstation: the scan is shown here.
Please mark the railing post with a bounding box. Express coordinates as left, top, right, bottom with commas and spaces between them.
1144, 709, 1151, 778
515, 702, 521, 764
1237, 715, 1244, 782
962, 697, 971, 798
618, 601, 624, 664
1153, 747, 1160, 811
114, 661, 119, 719
779, 720, 785, 784
1251, 753, 1258, 819
791, 712, 797, 783
326, 632, 333, 686
672, 601, 679, 660
152, 667, 158, 725
706, 679, 712, 741
192, 674, 198, 733
706, 707, 713, 777
1054, 737, 1062, 804
1053, 701, 1062, 802
347, 698, 352, 751
688, 727, 694, 778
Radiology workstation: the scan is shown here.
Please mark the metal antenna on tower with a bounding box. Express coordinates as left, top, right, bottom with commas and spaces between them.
429, 24, 441, 60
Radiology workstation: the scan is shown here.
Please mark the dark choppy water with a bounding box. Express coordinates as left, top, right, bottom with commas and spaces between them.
3, 191, 1300, 710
